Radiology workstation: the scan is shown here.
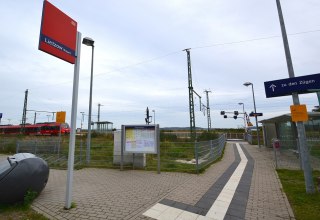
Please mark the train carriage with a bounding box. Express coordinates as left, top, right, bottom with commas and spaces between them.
0, 122, 70, 135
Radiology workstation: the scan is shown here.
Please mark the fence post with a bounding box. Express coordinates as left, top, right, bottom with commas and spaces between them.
80, 138, 83, 164
296, 138, 303, 170
195, 141, 199, 174
273, 141, 278, 169
210, 140, 213, 159
221, 135, 224, 155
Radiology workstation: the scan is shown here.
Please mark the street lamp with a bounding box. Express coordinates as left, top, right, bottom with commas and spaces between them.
243, 82, 261, 148
152, 110, 155, 125
238, 102, 246, 130
82, 37, 94, 164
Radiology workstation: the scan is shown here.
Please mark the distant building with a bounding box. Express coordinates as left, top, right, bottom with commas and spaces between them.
93, 121, 113, 133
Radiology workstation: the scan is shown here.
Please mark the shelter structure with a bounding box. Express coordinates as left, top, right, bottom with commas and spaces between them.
260, 112, 320, 148
93, 121, 113, 133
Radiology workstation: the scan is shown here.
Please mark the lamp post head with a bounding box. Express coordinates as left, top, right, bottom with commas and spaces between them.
238, 102, 243, 105
82, 37, 94, 47
243, 82, 252, 87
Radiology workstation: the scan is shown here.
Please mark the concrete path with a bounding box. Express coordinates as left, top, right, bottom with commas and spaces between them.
1, 142, 295, 219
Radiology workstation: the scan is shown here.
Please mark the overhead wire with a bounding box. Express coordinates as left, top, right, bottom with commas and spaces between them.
26, 28, 320, 92
6, 28, 320, 123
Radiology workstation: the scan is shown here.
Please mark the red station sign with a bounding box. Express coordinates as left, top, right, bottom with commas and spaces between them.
39, 0, 77, 64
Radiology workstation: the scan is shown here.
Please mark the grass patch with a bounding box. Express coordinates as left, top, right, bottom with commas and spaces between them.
0, 190, 48, 220
310, 143, 320, 159
0, 205, 48, 220
277, 169, 320, 220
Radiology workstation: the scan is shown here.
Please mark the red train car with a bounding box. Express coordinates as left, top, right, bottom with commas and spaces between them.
0, 124, 41, 135
38, 122, 70, 135
0, 122, 70, 135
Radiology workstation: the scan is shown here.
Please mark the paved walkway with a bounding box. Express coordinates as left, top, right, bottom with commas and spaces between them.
1, 142, 295, 219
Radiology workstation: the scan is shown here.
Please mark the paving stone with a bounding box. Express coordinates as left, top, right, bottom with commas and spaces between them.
0, 141, 296, 220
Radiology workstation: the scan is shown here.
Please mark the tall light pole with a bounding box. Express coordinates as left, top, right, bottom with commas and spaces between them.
82, 37, 94, 164
243, 82, 260, 147
238, 102, 246, 130
152, 110, 155, 125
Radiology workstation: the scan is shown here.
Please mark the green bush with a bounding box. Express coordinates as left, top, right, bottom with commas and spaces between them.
197, 131, 219, 141
24, 190, 38, 208
160, 131, 178, 142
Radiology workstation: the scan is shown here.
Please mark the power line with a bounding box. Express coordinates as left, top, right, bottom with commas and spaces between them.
191, 29, 320, 50
20, 29, 320, 94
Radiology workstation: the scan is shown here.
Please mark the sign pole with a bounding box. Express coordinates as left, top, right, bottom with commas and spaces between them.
65, 31, 82, 209
120, 125, 124, 171
156, 124, 160, 174
250, 84, 261, 148
276, 0, 314, 193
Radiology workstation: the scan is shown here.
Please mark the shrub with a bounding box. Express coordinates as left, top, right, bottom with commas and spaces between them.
160, 131, 178, 142
197, 131, 219, 141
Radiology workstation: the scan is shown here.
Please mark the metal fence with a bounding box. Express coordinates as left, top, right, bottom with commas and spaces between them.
4, 134, 226, 173
225, 133, 245, 140
195, 135, 226, 173
273, 138, 320, 171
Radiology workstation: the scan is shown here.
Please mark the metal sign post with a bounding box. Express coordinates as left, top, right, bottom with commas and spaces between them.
276, 0, 314, 193
65, 31, 81, 209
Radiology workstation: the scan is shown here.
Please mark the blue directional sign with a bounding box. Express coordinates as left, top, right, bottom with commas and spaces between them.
264, 73, 320, 98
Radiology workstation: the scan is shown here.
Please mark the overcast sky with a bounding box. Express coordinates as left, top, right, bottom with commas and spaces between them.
1, 0, 320, 129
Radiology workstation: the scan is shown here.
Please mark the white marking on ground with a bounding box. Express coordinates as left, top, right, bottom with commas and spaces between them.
143, 143, 247, 220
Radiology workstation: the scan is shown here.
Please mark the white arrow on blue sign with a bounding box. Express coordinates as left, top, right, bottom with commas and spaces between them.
264, 73, 320, 98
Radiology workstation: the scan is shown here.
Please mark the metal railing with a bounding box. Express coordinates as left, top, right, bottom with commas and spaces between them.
245, 133, 264, 145
225, 133, 245, 140
195, 134, 226, 173
7, 134, 227, 173
273, 138, 320, 170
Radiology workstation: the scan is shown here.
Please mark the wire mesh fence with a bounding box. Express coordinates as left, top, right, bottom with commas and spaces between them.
195, 136, 226, 173
273, 138, 320, 170
225, 133, 245, 140
0, 133, 227, 173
